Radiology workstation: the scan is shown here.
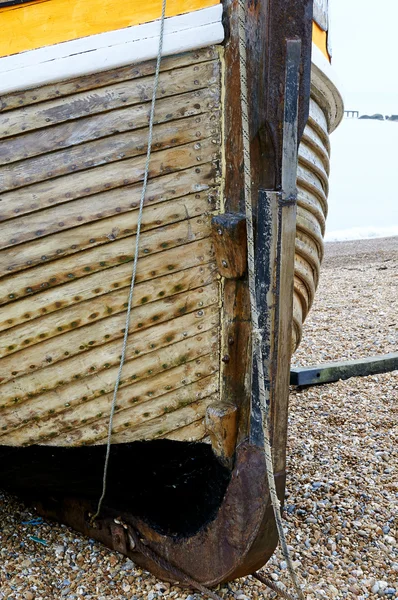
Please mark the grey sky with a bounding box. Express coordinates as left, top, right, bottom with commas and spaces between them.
326, 0, 398, 236
332, 0, 398, 115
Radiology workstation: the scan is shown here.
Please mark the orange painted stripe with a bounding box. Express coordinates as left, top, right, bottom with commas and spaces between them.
312, 21, 330, 62
0, 0, 219, 58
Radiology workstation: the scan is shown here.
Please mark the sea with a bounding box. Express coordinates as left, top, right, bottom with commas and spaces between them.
325, 117, 398, 242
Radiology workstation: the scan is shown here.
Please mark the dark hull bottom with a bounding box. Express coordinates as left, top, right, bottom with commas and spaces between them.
0, 440, 230, 537
0, 440, 284, 587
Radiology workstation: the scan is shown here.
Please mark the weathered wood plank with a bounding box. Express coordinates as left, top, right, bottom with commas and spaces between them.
211, 214, 247, 279
0, 161, 217, 224
0, 87, 219, 166
102, 383, 219, 446
0, 48, 223, 449
0, 138, 219, 221
0, 300, 219, 406
0, 61, 219, 139
290, 353, 398, 387
0, 242, 214, 334
0, 269, 218, 358
272, 39, 301, 474
0, 47, 218, 112
218, 0, 252, 445
205, 402, 238, 467
0, 191, 216, 272
165, 418, 207, 442
49, 388, 219, 446
1, 348, 218, 445
0, 216, 212, 303
0, 329, 217, 438
0, 112, 218, 192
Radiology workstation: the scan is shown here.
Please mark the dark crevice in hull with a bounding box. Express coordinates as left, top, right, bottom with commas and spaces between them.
0, 439, 231, 538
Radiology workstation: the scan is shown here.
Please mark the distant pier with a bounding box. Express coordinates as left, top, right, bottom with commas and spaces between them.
344, 110, 398, 121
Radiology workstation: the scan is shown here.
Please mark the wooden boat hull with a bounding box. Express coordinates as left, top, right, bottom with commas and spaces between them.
0, 52, 342, 449
0, 0, 342, 586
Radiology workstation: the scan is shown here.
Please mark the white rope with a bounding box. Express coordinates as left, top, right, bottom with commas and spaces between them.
92, 0, 167, 522
237, 2, 305, 599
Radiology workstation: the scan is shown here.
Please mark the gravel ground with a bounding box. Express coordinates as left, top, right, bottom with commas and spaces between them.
1, 237, 397, 600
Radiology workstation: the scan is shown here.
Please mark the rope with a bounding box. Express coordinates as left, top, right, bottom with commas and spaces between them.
92, 0, 167, 522
237, 2, 305, 599
253, 573, 298, 600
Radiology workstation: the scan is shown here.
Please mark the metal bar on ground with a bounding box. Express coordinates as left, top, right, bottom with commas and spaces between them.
290, 353, 398, 386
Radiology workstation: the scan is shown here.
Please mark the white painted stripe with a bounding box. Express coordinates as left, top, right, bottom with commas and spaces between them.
0, 5, 224, 95
311, 43, 344, 133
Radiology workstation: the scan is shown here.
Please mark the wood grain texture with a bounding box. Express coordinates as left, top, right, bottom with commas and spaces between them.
0, 50, 222, 446
0, 242, 215, 335
0, 87, 219, 166
0, 61, 219, 139
0, 47, 218, 112
0, 137, 219, 224
0, 304, 219, 408
211, 214, 247, 279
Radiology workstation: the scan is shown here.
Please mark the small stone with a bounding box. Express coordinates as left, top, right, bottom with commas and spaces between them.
108, 555, 118, 567
236, 595, 250, 600
147, 592, 156, 600
349, 584, 361, 595
329, 585, 339, 598
24, 593, 35, 600
279, 561, 287, 570
306, 517, 317, 524
384, 536, 396, 545
21, 558, 32, 568
384, 589, 396, 596
54, 544, 65, 557
383, 525, 391, 534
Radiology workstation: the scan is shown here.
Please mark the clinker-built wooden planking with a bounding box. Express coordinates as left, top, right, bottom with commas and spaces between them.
0, 49, 222, 446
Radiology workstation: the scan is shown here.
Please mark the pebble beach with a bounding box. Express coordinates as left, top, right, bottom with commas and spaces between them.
1, 236, 397, 600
